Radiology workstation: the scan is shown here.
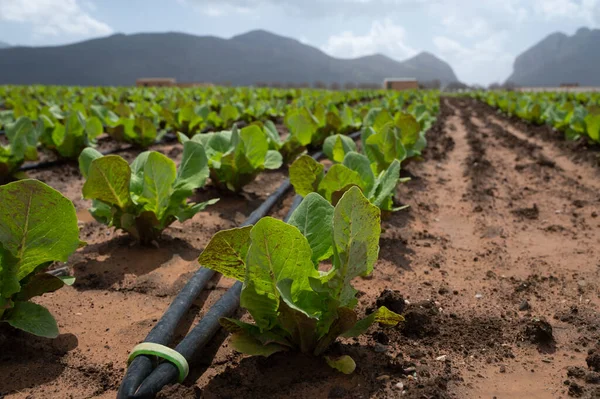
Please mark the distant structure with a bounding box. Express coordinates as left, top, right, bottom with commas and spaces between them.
136, 78, 176, 87
560, 83, 580, 88
383, 78, 419, 91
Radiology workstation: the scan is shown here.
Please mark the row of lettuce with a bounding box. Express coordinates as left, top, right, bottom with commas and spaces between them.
0, 87, 438, 181
472, 91, 600, 144
0, 89, 439, 375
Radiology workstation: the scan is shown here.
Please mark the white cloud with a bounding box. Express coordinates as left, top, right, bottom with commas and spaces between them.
428, 0, 527, 37
180, 0, 429, 18
321, 19, 417, 60
0, 0, 112, 37
533, 0, 600, 23
434, 32, 514, 85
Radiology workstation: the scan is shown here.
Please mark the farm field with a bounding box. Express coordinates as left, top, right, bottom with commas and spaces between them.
1, 87, 600, 399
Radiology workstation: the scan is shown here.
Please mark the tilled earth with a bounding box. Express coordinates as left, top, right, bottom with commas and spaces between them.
2, 97, 600, 398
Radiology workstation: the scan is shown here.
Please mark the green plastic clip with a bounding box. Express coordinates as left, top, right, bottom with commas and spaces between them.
127, 342, 189, 383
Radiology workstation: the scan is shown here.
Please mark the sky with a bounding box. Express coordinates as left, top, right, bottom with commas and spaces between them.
0, 0, 599, 85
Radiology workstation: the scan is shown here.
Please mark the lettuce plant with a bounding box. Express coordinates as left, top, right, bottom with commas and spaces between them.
0, 179, 81, 338
322, 134, 357, 163
79, 141, 218, 245
272, 105, 360, 164
584, 106, 600, 143
361, 109, 426, 173
198, 187, 402, 373
0, 117, 40, 181
290, 153, 407, 212
178, 124, 282, 192
91, 104, 159, 148
265, 108, 319, 164
39, 111, 104, 159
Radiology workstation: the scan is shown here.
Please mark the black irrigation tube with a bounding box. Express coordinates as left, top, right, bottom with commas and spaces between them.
131, 197, 303, 399
117, 179, 293, 399
117, 131, 361, 399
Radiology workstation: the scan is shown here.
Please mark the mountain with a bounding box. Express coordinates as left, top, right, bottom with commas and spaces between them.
0, 30, 458, 86
0, 41, 9, 49
507, 27, 600, 87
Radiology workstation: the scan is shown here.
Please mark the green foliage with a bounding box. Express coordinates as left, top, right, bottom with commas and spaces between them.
0, 117, 41, 180
79, 142, 218, 244
92, 104, 159, 148
179, 124, 282, 192
323, 134, 357, 163
0, 179, 80, 337
474, 91, 600, 144
198, 187, 403, 371
39, 111, 104, 159
361, 109, 426, 172
290, 153, 406, 212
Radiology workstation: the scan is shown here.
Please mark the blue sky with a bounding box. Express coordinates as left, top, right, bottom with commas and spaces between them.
0, 0, 598, 84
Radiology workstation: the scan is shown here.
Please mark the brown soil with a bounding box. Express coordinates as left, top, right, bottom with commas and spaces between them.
3, 97, 600, 398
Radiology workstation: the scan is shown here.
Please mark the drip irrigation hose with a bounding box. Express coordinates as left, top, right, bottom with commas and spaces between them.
118, 130, 361, 398
117, 178, 293, 399
132, 194, 304, 399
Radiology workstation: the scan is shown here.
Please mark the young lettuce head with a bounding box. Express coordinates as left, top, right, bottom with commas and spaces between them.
0, 117, 41, 182
198, 187, 403, 373
178, 124, 282, 192
79, 141, 218, 245
0, 179, 82, 338
361, 109, 426, 173
289, 153, 408, 212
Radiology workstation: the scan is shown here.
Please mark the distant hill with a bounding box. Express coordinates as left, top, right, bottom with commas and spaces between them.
0, 30, 458, 86
507, 27, 600, 87
0, 41, 9, 49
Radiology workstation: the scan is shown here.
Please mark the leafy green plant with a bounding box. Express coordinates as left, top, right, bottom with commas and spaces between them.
198, 187, 403, 373
91, 104, 160, 148
272, 105, 361, 164
0, 117, 41, 181
361, 109, 426, 172
40, 111, 104, 159
264, 108, 319, 164
584, 106, 600, 143
289, 153, 407, 212
79, 141, 218, 244
322, 134, 357, 163
0, 179, 81, 338
178, 124, 282, 192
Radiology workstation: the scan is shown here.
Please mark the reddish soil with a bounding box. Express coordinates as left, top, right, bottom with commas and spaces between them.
2, 97, 600, 398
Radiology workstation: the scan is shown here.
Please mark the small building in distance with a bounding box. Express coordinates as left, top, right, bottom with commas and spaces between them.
136, 78, 176, 87
383, 78, 419, 91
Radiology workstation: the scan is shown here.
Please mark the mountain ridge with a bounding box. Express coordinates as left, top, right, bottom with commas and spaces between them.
507, 27, 600, 87
0, 30, 458, 86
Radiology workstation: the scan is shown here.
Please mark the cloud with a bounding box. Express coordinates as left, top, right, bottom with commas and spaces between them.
180, 0, 429, 18
532, 0, 600, 23
428, 0, 528, 37
434, 32, 514, 85
321, 19, 417, 60
0, 0, 112, 37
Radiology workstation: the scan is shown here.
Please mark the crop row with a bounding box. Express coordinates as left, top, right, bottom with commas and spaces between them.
0, 86, 438, 182
0, 87, 439, 381
471, 90, 600, 144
